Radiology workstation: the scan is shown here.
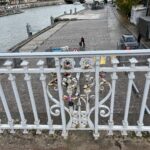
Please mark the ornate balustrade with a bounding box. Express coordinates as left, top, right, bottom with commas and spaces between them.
0, 50, 150, 139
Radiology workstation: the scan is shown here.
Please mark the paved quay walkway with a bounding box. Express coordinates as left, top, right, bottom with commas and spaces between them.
19, 22, 68, 52
19, 4, 128, 53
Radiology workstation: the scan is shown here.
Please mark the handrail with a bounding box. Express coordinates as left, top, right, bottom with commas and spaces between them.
0, 49, 150, 58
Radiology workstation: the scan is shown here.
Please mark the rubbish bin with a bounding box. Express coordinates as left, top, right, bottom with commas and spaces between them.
12, 49, 22, 68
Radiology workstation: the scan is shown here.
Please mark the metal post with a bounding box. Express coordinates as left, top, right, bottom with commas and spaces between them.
55, 57, 68, 139
70, 9, 72, 15
122, 58, 137, 135
21, 60, 41, 134
0, 79, 14, 133
64, 11, 67, 15
93, 56, 100, 140
74, 8, 77, 14
137, 59, 150, 136
26, 23, 32, 37
4, 60, 27, 134
108, 58, 118, 135
37, 60, 54, 134
50, 16, 54, 26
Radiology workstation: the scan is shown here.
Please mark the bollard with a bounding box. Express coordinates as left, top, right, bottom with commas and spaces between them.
64, 11, 67, 15
70, 9, 72, 15
74, 8, 77, 14
26, 23, 32, 37
50, 16, 54, 26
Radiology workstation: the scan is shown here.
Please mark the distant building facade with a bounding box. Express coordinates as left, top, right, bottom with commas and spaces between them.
0, 0, 37, 5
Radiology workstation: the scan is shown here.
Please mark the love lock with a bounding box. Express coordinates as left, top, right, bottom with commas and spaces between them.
83, 84, 92, 94
48, 73, 58, 90
64, 60, 72, 70
63, 95, 78, 107
99, 72, 106, 78
68, 101, 74, 107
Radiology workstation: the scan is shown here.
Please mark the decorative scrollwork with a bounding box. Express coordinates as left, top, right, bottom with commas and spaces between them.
99, 76, 112, 118
46, 57, 113, 130
50, 105, 61, 116
99, 105, 110, 117
80, 58, 94, 69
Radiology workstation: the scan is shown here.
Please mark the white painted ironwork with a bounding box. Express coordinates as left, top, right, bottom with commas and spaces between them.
37, 60, 53, 134
21, 60, 41, 134
122, 58, 137, 135
4, 60, 27, 134
0, 50, 150, 139
108, 58, 119, 135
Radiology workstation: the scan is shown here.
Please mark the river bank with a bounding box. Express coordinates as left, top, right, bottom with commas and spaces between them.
14, 0, 65, 9
0, 0, 64, 17
0, 6, 23, 17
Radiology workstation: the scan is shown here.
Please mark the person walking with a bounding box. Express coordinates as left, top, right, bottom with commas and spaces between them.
79, 37, 85, 49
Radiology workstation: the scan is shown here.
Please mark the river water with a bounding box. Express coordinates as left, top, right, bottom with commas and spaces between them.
0, 4, 84, 51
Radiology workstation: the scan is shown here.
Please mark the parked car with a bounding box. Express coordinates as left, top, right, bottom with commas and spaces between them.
86, 0, 104, 9
117, 34, 139, 50
91, 1, 104, 9
65, 0, 85, 4
117, 34, 139, 65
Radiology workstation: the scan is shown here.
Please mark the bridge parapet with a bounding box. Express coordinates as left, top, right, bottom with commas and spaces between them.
0, 49, 150, 139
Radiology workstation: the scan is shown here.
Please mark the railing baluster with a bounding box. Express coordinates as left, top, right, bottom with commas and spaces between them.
55, 57, 67, 139
4, 60, 27, 133
93, 56, 100, 140
0, 51, 150, 136
122, 58, 137, 135
37, 60, 53, 134
0, 79, 14, 133
21, 60, 41, 134
137, 59, 150, 136
108, 58, 119, 135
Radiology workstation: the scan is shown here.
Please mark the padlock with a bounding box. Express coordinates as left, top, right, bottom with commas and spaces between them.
68, 101, 74, 107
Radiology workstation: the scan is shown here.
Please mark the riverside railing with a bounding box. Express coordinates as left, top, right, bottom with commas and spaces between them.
0, 50, 150, 139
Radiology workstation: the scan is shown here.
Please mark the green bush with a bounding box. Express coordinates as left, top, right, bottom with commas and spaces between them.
116, 0, 141, 15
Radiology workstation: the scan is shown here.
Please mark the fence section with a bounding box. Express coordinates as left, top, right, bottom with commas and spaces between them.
0, 50, 150, 139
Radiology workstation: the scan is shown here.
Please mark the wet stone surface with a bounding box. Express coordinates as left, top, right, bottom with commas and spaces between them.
0, 4, 150, 150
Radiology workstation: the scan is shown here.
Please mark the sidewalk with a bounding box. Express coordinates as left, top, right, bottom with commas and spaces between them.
113, 7, 150, 49
0, 131, 150, 150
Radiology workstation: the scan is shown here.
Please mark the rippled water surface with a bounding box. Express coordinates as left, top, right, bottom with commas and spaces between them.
0, 4, 84, 51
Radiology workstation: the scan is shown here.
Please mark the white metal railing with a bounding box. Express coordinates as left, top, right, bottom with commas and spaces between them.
0, 50, 150, 139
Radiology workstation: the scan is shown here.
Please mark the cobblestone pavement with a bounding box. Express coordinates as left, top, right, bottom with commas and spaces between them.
38, 5, 128, 51
0, 4, 150, 150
